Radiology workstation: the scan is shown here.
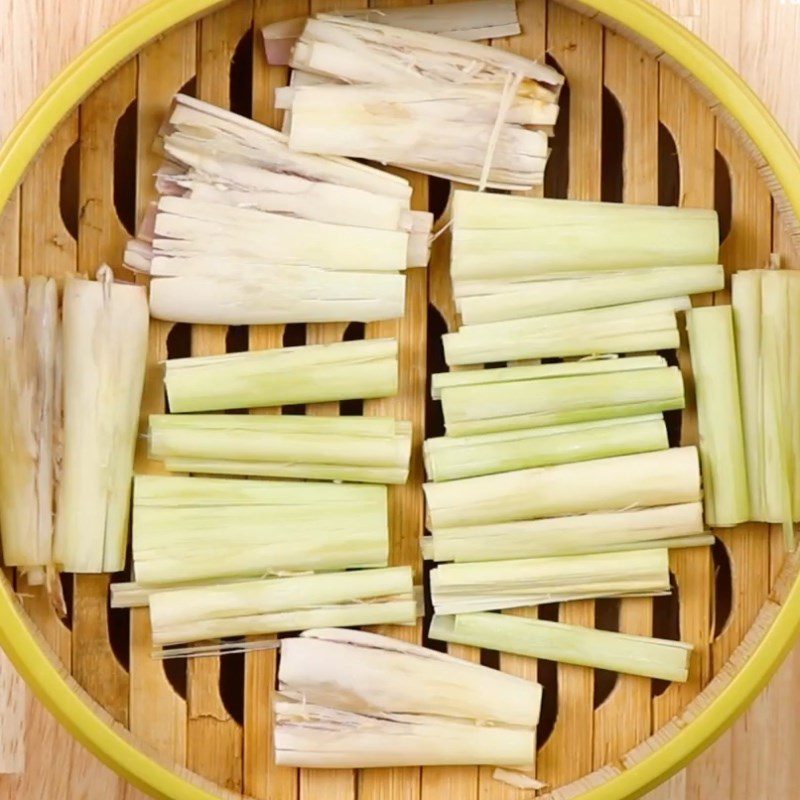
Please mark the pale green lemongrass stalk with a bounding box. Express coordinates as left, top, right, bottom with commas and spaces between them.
451, 192, 719, 281
458, 265, 725, 324
424, 447, 701, 529
54, 270, 149, 573
431, 354, 666, 400
686, 306, 749, 526
132, 475, 388, 585
430, 548, 670, 614
149, 566, 415, 646
424, 415, 668, 481
442, 297, 688, 366
439, 365, 684, 436
164, 337, 397, 413
149, 413, 412, 484
0, 277, 58, 583
148, 269, 406, 325
429, 612, 693, 682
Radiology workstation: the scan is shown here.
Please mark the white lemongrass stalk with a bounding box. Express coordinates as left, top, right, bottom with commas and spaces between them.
149, 566, 415, 646
424, 416, 668, 481
451, 192, 719, 281
275, 628, 541, 767
0, 277, 58, 581
443, 297, 688, 366
149, 414, 412, 485
148, 270, 406, 325
54, 270, 148, 573
164, 337, 397, 413
154, 196, 408, 272
439, 365, 684, 436
686, 306, 749, 527
430, 613, 693, 682
431, 355, 666, 400
122, 238, 153, 272
132, 475, 388, 585
425, 502, 708, 562
424, 447, 701, 529
459, 265, 725, 324
430, 548, 671, 614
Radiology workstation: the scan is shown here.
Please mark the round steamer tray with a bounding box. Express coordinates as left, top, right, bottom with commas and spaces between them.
2, 1, 800, 798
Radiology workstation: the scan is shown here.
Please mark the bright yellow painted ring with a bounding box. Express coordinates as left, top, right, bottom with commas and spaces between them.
1, 1, 799, 798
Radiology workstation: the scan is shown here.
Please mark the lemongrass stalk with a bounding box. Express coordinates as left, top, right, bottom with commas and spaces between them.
424, 447, 701, 529
53, 270, 148, 573
424, 502, 706, 562
148, 270, 406, 325
0, 277, 58, 581
430, 613, 693, 682
439, 365, 684, 436
459, 265, 725, 324
149, 414, 411, 484
132, 475, 388, 585
443, 297, 688, 366
164, 337, 397, 413
149, 567, 415, 646
430, 548, 670, 614
686, 306, 749, 526
424, 416, 668, 481
275, 628, 541, 767
431, 355, 667, 400
451, 192, 719, 281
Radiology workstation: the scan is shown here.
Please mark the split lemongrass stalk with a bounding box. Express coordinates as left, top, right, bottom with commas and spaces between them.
148, 267, 406, 325
424, 447, 701, 529
262, 0, 521, 65
53, 270, 148, 573
275, 627, 541, 767
450, 192, 719, 281
437, 363, 684, 436
442, 297, 688, 366
149, 567, 415, 646
148, 414, 412, 484
164, 338, 397, 413
430, 548, 671, 614
0, 277, 58, 584
132, 475, 388, 585
458, 265, 725, 324
423, 502, 708, 563
430, 612, 693, 682
686, 306, 749, 527
424, 416, 668, 481
111, 578, 250, 608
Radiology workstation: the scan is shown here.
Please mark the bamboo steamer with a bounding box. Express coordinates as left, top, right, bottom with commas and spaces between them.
1, 1, 800, 798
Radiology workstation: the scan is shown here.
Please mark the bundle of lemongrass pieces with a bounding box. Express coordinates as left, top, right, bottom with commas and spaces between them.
123, 94, 432, 326
273, 13, 564, 189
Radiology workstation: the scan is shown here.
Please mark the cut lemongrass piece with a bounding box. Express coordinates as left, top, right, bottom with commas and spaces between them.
429, 612, 693, 682
148, 269, 406, 325
0, 277, 58, 582
164, 338, 397, 413
431, 355, 666, 400
275, 627, 541, 767
424, 447, 701, 529
686, 306, 749, 527
459, 265, 725, 324
149, 566, 415, 646
430, 548, 670, 614
443, 297, 688, 366
451, 192, 719, 281
439, 365, 684, 436
154, 639, 281, 660
54, 270, 149, 573
149, 414, 412, 485
424, 502, 706, 563
424, 416, 668, 481
132, 475, 388, 586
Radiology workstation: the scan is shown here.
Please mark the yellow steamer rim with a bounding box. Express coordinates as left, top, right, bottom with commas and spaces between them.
1, 1, 799, 798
